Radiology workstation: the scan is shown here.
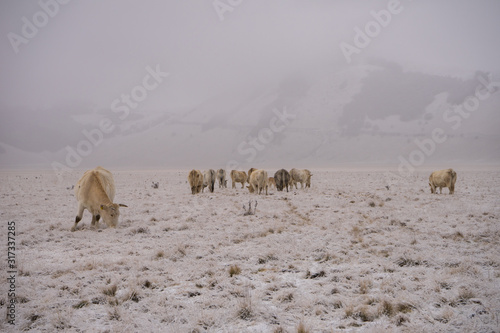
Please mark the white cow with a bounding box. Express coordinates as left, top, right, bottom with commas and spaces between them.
217, 169, 227, 188
203, 169, 216, 193
290, 168, 312, 189
72, 167, 127, 231
429, 169, 457, 194
247, 169, 269, 195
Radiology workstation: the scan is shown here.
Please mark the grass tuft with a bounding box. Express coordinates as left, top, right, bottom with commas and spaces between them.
229, 265, 241, 277
72, 300, 89, 309
102, 284, 117, 297
236, 298, 253, 320
297, 321, 309, 333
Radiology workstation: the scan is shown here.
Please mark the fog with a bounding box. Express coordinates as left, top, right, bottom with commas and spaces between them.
1, 0, 499, 171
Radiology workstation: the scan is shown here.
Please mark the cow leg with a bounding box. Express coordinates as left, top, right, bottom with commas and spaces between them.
72, 204, 85, 231
90, 214, 97, 228
439, 187, 442, 194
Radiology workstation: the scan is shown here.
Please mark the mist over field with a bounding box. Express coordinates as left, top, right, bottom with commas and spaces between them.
0, 0, 500, 171
1, 2, 500, 332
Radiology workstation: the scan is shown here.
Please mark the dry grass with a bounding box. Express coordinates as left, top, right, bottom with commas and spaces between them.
297, 321, 309, 333
155, 250, 165, 259
102, 284, 118, 297
378, 299, 395, 317
72, 300, 89, 309
236, 296, 253, 320
229, 265, 241, 277
359, 278, 373, 294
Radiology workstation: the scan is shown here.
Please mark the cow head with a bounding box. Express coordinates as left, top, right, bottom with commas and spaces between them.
100, 203, 128, 228
246, 185, 255, 193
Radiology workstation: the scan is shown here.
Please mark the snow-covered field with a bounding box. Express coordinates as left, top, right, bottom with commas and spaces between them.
1, 167, 499, 332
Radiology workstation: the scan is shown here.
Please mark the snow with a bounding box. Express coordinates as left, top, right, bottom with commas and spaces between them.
1, 167, 499, 332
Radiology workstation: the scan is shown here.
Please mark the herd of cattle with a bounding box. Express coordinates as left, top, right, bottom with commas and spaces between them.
187, 168, 313, 195
71, 167, 457, 231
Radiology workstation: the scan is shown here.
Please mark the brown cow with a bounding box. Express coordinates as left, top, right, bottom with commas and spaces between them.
188, 169, 204, 194
231, 170, 247, 189
429, 169, 457, 194
72, 166, 127, 231
247, 169, 268, 195
268, 177, 276, 190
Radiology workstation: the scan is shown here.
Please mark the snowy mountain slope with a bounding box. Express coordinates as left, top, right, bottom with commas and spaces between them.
1, 62, 499, 170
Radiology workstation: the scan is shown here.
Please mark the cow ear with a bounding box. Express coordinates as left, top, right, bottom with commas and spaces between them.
119, 204, 128, 207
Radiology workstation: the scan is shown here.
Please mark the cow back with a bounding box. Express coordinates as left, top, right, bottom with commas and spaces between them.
76, 166, 115, 203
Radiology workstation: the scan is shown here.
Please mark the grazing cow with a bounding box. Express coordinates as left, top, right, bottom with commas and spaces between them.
247, 169, 268, 195
203, 169, 216, 193
290, 168, 313, 189
72, 166, 127, 231
231, 170, 247, 189
188, 169, 204, 194
429, 169, 457, 194
268, 177, 276, 190
217, 169, 227, 188
247, 168, 257, 183
274, 169, 291, 192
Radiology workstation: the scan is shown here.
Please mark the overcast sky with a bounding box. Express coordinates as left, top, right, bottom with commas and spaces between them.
1, 0, 499, 112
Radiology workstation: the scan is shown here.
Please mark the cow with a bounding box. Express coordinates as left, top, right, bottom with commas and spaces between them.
274, 169, 291, 192
247, 168, 257, 183
429, 169, 457, 194
203, 169, 216, 193
290, 168, 313, 189
188, 169, 204, 194
72, 166, 127, 232
231, 170, 247, 189
217, 169, 227, 188
268, 177, 276, 190
247, 169, 268, 195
